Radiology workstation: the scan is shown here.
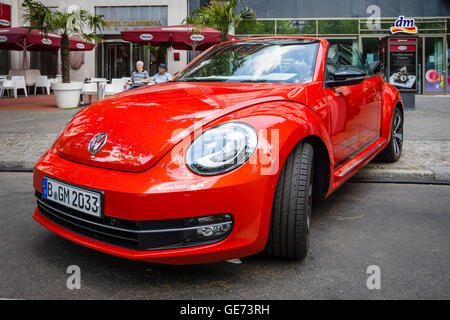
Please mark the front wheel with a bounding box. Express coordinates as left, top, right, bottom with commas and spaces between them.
378, 107, 403, 162
265, 142, 314, 260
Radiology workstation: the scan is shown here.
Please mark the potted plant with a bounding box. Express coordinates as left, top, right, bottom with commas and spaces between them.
22, 0, 105, 108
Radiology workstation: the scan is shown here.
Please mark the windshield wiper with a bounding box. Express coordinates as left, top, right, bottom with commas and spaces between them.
238, 80, 268, 83
175, 78, 226, 82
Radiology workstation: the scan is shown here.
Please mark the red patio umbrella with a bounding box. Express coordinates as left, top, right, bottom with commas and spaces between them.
121, 24, 236, 55
0, 27, 96, 68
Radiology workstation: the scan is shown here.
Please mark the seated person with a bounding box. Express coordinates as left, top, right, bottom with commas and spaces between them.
149, 63, 172, 84
125, 61, 152, 90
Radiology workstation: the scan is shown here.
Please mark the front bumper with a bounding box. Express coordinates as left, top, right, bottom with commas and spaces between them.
33, 148, 278, 265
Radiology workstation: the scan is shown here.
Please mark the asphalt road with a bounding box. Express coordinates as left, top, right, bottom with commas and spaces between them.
0, 172, 449, 299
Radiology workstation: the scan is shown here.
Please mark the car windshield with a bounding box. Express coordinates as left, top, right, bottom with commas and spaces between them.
175, 39, 319, 84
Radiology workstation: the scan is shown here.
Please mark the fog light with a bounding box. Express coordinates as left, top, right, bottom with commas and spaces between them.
196, 223, 232, 238
197, 227, 214, 237
183, 214, 233, 243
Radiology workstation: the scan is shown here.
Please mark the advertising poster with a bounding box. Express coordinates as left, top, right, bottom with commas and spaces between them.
388, 40, 417, 91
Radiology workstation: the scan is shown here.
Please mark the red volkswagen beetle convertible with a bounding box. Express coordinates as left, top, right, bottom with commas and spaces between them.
33, 37, 403, 265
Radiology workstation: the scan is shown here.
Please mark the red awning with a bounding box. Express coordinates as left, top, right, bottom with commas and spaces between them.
0, 3, 11, 28
69, 36, 96, 51
121, 24, 236, 51
0, 27, 95, 52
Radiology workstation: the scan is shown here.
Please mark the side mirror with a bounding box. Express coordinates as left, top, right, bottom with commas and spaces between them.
327, 68, 366, 87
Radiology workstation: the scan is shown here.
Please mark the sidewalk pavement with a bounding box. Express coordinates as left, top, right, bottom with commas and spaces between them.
0, 95, 449, 181
355, 96, 450, 181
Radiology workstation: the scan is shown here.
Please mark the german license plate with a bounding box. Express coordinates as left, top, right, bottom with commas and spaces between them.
42, 177, 102, 218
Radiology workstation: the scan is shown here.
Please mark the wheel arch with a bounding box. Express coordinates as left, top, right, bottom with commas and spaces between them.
300, 135, 331, 200
210, 100, 335, 199
381, 84, 404, 140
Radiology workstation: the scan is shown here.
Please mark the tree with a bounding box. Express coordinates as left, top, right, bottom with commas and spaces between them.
21, 0, 106, 83
185, 0, 256, 42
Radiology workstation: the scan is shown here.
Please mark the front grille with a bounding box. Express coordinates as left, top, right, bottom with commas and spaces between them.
35, 191, 232, 251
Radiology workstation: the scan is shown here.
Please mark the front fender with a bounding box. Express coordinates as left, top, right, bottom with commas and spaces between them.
196, 100, 334, 194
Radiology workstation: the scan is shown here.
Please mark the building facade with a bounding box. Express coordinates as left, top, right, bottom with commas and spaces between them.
1, 0, 449, 95
0, 0, 189, 80
191, 0, 450, 95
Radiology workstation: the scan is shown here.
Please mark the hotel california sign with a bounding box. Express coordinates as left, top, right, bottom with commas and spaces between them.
96, 6, 168, 34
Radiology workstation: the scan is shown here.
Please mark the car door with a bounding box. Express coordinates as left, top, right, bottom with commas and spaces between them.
324, 44, 382, 168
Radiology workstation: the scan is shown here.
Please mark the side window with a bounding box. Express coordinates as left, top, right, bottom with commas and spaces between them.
326, 44, 366, 80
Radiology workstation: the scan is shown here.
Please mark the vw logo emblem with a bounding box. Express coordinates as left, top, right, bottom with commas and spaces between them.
88, 132, 107, 155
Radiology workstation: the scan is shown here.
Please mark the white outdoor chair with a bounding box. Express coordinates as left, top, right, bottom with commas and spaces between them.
81, 82, 97, 105
0, 75, 6, 88
104, 78, 127, 97
34, 76, 51, 95
1, 76, 27, 98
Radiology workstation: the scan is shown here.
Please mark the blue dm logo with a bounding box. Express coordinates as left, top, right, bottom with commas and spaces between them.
390, 16, 418, 34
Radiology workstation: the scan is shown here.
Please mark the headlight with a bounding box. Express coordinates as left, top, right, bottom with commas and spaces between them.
186, 122, 258, 175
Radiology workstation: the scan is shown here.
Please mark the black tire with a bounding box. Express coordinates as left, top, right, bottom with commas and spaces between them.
378, 107, 403, 162
265, 142, 314, 260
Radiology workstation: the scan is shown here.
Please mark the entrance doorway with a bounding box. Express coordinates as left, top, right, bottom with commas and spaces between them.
97, 41, 152, 79
361, 37, 381, 67
423, 36, 447, 94
105, 42, 131, 79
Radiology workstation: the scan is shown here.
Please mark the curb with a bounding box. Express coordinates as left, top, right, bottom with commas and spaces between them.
0, 160, 445, 183
355, 167, 435, 180
0, 160, 36, 171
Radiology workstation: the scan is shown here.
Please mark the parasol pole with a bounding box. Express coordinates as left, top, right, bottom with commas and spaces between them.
22, 38, 27, 69
190, 43, 198, 58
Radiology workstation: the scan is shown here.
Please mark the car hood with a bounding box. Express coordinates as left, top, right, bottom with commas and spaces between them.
56, 81, 309, 172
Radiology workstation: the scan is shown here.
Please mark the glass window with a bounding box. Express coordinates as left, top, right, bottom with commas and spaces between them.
30, 51, 58, 77
424, 37, 444, 94
176, 39, 319, 84
276, 20, 316, 35
362, 37, 381, 73
318, 20, 358, 34
103, 42, 131, 79
0, 50, 9, 75
235, 20, 275, 35
415, 19, 446, 34
447, 36, 450, 93
326, 43, 365, 80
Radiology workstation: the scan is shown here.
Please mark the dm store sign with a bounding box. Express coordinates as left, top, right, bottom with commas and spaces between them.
390, 16, 418, 34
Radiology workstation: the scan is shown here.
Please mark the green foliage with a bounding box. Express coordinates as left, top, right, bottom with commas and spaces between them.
236, 20, 274, 35
318, 20, 358, 34
21, 0, 106, 82
277, 20, 316, 35
185, 0, 256, 41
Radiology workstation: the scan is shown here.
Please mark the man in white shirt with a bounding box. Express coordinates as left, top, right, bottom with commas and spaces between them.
150, 63, 172, 84
124, 61, 152, 90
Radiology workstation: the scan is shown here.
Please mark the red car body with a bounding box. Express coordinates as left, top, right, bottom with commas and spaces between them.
33, 37, 403, 265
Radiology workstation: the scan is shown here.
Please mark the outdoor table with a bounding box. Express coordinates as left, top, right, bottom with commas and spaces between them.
88, 78, 108, 100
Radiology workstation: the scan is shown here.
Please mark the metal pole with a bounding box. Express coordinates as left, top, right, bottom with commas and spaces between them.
23, 39, 27, 69
191, 43, 197, 59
